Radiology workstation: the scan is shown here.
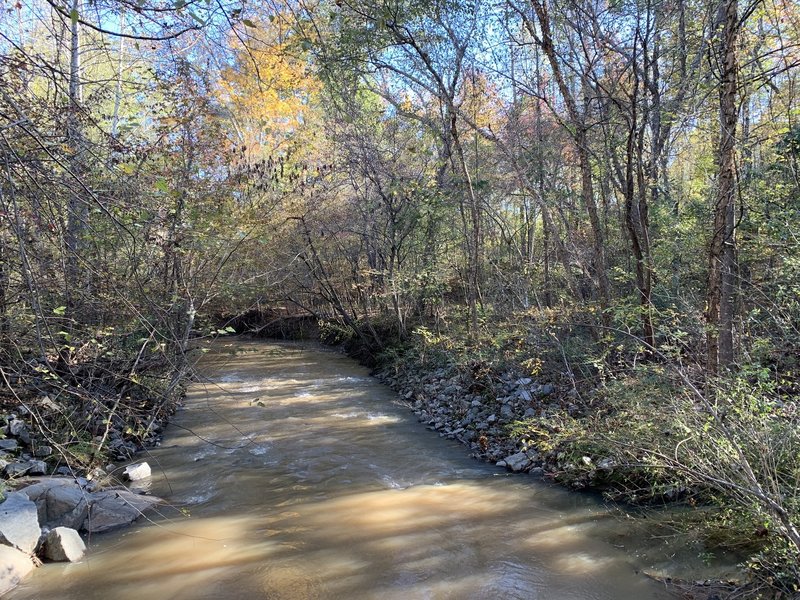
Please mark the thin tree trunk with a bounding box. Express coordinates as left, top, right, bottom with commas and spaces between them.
707, 0, 739, 373
65, 0, 87, 322
111, 11, 125, 139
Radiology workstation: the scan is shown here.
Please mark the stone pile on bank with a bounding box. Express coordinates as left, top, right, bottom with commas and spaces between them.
376, 357, 599, 483
0, 464, 160, 595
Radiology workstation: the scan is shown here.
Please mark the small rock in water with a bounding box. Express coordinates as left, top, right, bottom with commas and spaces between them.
503, 452, 532, 473
84, 490, 161, 533
123, 462, 151, 481
43, 527, 86, 562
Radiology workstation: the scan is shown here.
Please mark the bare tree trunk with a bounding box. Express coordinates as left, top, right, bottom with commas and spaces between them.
628, 24, 655, 348
448, 112, 481, 335
111, 11, 125, 139
0, 231, 8, 337
65, 0, 87, 321
707, 0, 739, 374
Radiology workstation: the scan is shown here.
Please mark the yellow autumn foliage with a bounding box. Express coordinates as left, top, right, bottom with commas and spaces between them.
219, 19, 321, 161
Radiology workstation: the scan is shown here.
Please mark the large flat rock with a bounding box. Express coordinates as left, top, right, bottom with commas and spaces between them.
14, 477, 161, 534
0, 492, 40, 554
84, 489, 161, 533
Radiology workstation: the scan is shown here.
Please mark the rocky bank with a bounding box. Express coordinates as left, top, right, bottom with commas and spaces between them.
375, 355, 618, 489
0, 466, 160, 596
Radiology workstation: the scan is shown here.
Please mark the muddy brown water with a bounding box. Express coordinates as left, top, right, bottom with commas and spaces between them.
9, 340, 739, 599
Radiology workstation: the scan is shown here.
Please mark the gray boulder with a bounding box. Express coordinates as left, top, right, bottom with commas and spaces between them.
33, 446, 53, 458
0, 545, 35, 595
0, 439, 18, 451
3, 462, 30, 478
84, 489, 160, 533
26, 460, 48, 475
43, 527, 85, 562
21, 480, 89, 530
0, 492, 41, 554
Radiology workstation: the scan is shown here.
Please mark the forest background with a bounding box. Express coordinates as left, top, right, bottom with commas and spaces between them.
1, 0, 800, 594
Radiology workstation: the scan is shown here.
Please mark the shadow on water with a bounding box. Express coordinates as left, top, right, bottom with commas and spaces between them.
9, 339, 720, 600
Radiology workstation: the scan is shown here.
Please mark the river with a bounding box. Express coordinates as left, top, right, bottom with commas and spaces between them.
8, 340, 733, 599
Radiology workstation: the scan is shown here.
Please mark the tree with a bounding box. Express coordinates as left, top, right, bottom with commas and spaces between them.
706, 0, 740, 374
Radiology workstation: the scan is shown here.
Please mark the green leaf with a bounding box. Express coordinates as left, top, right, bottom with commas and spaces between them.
242, 19, 257, 28
69, 8, 79, 25
53, 306, 66, 316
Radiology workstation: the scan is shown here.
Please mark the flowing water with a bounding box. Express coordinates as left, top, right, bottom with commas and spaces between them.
9, 340, 737, 599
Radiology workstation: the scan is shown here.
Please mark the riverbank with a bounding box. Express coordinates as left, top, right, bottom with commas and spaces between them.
0, 352, 184, 484
2, 321, 795, 598
323, 314, 800, 599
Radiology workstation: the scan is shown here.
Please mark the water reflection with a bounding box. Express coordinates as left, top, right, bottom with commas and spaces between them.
10, 340, 679, 600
